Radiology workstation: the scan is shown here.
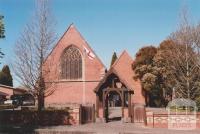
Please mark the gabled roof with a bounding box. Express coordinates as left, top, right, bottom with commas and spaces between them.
0, 84, 14, 89
15, 86, 29, 92
0, 84, 28, 94
94, 50, 136, 92
0, 91, 9, 96
44, 23, 105, 68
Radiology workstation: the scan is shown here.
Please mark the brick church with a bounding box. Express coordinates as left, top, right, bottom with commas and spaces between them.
43, 24, 145, 121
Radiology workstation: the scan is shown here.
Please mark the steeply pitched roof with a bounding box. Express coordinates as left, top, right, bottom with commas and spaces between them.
95, 50, 145, 104
44, 23, 105, 68
94, 50, 136, 92
0, 84, 14, 89
0, 91, 9, 96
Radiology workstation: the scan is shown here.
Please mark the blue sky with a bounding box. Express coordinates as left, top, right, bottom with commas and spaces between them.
0, 0, 200, 86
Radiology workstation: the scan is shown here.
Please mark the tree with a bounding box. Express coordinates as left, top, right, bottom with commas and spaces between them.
13, 0, 57, 111
153, 7, 200, 108
153, 41, 175, 98
133, 44, 176, 107
132, 46, 159, 106
0, 65, 13, 86
132, 7, 200, 107
166, 6, 200, 101
168, 27, 200, 101
0, 15, 5, 38
133, 46, 157, 69
0, 15, 5, 63
110, 52, 118, 67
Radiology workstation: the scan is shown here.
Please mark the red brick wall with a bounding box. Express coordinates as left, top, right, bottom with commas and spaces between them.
146, 111, 200, 129
45, 82, 99, 106
131, 78, 145, 105
43, 25, 105, 107
0, 86, 13, 99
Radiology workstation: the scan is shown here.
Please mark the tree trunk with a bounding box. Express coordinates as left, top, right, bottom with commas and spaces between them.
145, 91, 150, 107
38, 92, 44, 112
37, 76, 45, 112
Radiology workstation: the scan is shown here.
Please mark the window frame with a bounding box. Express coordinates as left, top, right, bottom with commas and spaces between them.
60, 45, 83, 81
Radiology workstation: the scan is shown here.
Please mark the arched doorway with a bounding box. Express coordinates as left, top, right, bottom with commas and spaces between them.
105, 90, 122, 122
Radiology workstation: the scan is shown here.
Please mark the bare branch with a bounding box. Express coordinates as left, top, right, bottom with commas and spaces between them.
12, 0, 57, 111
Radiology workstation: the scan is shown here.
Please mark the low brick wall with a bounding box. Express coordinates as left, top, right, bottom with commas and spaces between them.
146, 111, 200, 129
68, 106, 81, 125
0, 106, 81, 127
45, 103, 82, 125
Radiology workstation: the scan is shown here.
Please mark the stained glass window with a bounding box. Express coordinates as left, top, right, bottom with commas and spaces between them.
61, 45, 82, 79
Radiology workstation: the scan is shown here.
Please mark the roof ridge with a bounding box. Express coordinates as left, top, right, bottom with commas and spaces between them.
111, 50, 134, 89
72, 25, 106, 69
111, 50, 133, 69
43, 24, 106, 69
0, 84, 14, 89
110, 50, 125, 68
43, 23, 75, 64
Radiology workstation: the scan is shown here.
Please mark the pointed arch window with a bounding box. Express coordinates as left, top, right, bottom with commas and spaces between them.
60, 45, 82, 80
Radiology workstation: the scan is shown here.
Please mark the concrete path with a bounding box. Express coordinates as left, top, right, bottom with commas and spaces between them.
35, 121, 200, 134
109, 107, 122, 119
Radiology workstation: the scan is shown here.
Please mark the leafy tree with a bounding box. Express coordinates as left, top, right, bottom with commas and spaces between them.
133, 7, 200, 108
133, 39, 200, 107
157, 38, 200, 106
110, 52, 118, 67
166, 7, 200, 104
133, 44, 178, 107
0, 65, 13, 86
133, 46, 157, 69
0, 15, 5, 38
0, 15, 5, 63
153, 7, 200, 107
196, 97, 200, 111
152, 40, 177, 104
0, 48, 4, 59
141, 73, 157, 106
132, 46, 159, 106
168, 28, 200, 101
133, 39, 200, 108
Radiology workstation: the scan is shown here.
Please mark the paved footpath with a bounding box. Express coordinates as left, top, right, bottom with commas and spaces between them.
35, 121, 200, 134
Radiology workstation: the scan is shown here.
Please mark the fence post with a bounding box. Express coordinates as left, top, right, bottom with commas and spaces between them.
132, 104, 134, 123
93, 104, 95, 122
153, 113, 154, 128
144, 106, 147, 126
79, 104, 82, 124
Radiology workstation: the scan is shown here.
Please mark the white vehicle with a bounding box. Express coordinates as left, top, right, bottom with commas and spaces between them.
4, 100, 13, 105
22, 100, 35, 106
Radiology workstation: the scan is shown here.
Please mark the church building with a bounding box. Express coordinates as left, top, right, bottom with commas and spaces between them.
43, 24, 145, 122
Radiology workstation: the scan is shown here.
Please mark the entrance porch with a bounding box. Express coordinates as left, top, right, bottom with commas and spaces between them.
95, 73, 133, 123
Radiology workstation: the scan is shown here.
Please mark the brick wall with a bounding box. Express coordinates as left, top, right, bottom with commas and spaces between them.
43, 25, 105, 107
146, 111, 200, 129
0, 86, 13, 99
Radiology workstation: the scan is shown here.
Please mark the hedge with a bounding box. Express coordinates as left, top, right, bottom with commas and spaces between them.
0, 109, 70, 126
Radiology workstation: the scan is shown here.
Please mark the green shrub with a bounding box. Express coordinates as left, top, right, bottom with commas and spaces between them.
0, 104, 17, 110
0, 109, 70, 126
195, 97, 200, 111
